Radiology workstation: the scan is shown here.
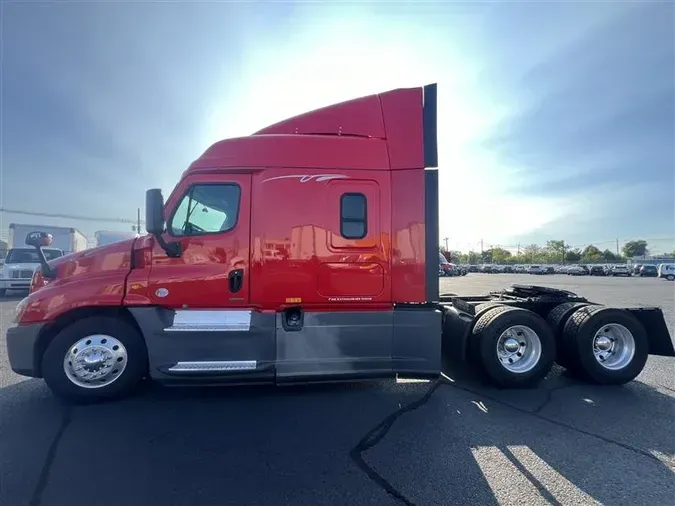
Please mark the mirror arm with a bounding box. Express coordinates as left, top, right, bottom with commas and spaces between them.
154, 234, 182, 258
25, 232, 57, 279
36, 248, 58, 279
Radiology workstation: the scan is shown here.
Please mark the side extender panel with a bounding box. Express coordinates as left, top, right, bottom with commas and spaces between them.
127, 307, 443, 384
276, 308, 442, 382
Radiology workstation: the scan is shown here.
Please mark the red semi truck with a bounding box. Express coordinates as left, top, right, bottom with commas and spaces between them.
7, 84, 674, 402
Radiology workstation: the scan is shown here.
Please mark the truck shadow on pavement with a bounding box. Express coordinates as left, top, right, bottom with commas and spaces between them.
1, 369, 674, 506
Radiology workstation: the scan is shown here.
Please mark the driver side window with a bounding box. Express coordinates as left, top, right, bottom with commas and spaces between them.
169, 183, 241, 237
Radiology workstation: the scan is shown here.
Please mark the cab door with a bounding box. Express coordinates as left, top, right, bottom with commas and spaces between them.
147, 173, 251, 309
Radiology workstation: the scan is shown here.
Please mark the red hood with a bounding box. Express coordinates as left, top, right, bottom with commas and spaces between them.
23, 238, 139, 322
50, 238, 136, 273
31, 238, 137, 293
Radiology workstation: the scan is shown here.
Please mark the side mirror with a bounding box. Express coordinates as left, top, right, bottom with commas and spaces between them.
145, 188, 165, 236
25, 231, 57, 279
26, 231, 53, 248
144, 188, 182, 258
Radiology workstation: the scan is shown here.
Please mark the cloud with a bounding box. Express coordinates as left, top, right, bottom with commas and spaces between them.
478, 2, 675, 249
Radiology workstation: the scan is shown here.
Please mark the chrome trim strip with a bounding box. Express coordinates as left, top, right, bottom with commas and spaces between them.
168, 360, 257, 372
164, 310, 252, 332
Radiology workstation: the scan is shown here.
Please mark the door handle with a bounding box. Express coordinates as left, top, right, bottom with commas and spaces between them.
229, 269, 244, 293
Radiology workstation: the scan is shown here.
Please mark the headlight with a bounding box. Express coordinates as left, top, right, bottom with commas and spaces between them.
14, 297, 29, 324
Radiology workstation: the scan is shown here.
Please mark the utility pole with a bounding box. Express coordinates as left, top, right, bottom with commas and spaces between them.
480, 239, 484, 256
562, 242, 566, 265
135, 208, 141, 234
616, 238, 619, 257
443, 237, 449, 251
517, 243, 520, 256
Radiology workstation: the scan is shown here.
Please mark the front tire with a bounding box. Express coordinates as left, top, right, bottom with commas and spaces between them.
42, 316, 148, 403
472, 306, 556, 388
561, 306, 648, 385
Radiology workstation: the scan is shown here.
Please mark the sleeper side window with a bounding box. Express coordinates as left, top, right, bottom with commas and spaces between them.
340, 193, 367, 239
169, 183, 241, 237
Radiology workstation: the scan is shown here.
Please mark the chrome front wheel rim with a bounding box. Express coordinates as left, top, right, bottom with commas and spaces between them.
63, 335, 128, 389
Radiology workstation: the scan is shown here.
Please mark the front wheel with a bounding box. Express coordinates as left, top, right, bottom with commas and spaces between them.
472, 306, 556, 388
42, 316, 149, 403
666, 274, 675, 281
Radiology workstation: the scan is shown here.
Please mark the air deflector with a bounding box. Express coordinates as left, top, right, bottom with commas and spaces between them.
423, 83, 438, 168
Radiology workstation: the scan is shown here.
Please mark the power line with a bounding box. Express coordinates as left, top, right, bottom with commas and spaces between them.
0, 207, 143, 225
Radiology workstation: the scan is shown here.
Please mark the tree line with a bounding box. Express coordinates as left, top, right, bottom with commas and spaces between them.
441, 239, 670, 265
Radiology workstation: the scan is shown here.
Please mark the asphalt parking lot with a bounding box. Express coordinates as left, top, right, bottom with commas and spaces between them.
1, 274, 674, 506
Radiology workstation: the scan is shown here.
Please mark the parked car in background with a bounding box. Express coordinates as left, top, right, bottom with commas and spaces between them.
589, 265, 606, 276
610, 264, 631, 277
567, 264, 589, 276
439, 253, 456, 277
632, 264, 643, 275
527, 264, 544, 274
657, 263, 675, 281
638, 264, 658, 277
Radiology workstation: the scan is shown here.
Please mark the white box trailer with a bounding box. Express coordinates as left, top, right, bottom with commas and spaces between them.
8, 223, 88, 255
94, 230, 138, 247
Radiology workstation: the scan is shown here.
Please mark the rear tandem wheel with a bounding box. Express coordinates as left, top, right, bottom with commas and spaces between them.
471, 306, 556, 388
546, 302, 592, 369
560, 305, 649, 385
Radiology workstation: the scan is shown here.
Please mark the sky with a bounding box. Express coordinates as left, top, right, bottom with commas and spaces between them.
1, 0, 673, 253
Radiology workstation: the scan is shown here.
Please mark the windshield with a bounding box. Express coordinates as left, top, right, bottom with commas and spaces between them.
5, 248, 63, 264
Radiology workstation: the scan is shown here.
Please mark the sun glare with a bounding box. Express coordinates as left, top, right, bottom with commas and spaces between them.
201, 8, 564, 248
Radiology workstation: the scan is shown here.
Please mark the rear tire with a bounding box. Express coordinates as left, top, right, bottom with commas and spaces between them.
474, 302, 505, 320
467, 303, 506, 363
666, 274, 675, 281
546, 302, 592, 368
42, 316, 148, 404
472, 306, 556, 388
561, 306, 648, 385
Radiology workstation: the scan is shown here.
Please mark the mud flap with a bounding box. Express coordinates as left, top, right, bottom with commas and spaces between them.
624, 307, 675, 357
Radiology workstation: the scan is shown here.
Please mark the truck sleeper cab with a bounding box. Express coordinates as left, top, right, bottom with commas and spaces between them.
6, 84, 674, 403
